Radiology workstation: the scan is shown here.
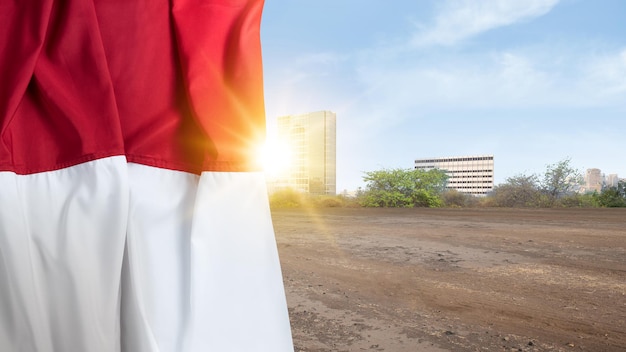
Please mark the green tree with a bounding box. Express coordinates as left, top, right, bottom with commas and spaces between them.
540, 158, 583, 205
491, 174, 541, 207
596, 180, 626, 207
360, 168, 448, 208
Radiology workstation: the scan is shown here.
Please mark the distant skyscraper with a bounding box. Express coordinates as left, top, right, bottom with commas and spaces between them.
585, 168, 603, 193
606, 174, 619, 188
414, 155, 494, 196
272, 111, 336, 195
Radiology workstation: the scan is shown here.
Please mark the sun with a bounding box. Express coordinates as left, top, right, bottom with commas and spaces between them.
258, 138, 293, 177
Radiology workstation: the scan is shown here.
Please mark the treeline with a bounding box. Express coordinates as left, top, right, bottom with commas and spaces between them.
482, 158, 625, 208
269, 159, 626, 208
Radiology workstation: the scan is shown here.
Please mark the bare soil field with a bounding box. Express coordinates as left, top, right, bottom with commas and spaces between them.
271, 208, 626, 352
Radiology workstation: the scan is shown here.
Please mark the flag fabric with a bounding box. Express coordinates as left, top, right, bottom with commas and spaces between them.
0, 0, 293, 351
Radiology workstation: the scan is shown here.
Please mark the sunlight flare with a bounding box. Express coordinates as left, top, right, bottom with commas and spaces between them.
259, 138, 293, 177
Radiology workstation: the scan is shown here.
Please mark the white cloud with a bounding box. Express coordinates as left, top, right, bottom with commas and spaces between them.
356, 37, 626, 111
584, 49, 626, 97
412, 0, 560, 46
263, 51, 352, 127
343, 45, 626, 162
356, 51, 561, 111
272, 52, 347, 86
294, 52, 348, 66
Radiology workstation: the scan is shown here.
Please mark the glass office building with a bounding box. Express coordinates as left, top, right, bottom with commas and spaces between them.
272, 111, 336, 195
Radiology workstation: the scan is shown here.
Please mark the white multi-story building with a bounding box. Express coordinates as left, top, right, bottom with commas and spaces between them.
414, 155, 494, 196
269, 111, 336, 195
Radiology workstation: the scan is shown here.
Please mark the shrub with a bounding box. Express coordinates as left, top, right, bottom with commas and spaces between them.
269, 188, 307, 208
557, 193, 598, 208
442, 190, 478, 208
316, 196, 344, 208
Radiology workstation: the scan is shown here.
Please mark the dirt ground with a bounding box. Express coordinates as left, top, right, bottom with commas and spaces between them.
271, 208, 626, 352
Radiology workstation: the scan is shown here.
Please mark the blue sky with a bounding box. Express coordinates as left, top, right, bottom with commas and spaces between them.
260, 0, 626, 192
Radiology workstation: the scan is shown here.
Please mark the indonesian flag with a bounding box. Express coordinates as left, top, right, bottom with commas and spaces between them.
0, 1, 293, 351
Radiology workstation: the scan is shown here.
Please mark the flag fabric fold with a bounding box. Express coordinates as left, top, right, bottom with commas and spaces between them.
0, 157, 129, 351
0, 0, 293, 351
